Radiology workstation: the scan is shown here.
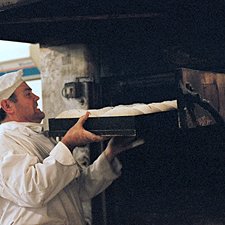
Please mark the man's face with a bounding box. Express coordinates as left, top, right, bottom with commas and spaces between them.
12, 82, 45, 123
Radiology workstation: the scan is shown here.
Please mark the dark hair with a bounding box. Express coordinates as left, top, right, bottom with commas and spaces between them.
0, 93, 17, 122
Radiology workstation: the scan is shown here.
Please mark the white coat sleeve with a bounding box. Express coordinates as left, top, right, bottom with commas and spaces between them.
0, 138, 80, 208
75, 152, 122, 201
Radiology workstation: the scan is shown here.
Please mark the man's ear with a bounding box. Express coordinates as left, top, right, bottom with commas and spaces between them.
1, 99, 15, 114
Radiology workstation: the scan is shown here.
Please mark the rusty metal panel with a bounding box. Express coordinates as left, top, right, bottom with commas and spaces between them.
177, 68, 225, 128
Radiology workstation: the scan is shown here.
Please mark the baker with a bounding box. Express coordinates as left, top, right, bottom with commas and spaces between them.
0, 70, 144, 225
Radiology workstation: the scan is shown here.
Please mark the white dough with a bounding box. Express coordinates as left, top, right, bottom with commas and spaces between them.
56, 100, 177, 118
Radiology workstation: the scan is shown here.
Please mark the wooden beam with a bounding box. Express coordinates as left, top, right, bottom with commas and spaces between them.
0, 13, 164, 24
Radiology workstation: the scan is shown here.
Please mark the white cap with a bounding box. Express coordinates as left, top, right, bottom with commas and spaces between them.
0, 70, 24, 108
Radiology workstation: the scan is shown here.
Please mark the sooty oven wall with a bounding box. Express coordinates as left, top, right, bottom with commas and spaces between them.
89, 29, 225, 225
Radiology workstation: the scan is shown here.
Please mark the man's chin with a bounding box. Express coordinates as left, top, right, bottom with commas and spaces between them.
35, 111, 45, 123
40, 111, 45, 120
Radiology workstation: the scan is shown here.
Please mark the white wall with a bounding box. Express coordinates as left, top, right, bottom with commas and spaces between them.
40, 44, 97, 128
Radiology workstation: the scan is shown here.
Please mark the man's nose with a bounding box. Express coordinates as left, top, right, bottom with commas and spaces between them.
33, 93, 40, 101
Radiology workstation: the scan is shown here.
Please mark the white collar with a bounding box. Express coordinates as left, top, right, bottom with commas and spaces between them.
0, 121, 43, 134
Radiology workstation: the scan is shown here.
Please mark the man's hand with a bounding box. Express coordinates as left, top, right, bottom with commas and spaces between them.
104, 136, 145, 162
61, 112, 103, 151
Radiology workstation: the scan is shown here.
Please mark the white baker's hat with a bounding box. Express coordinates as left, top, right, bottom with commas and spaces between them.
0, 70, 24, 108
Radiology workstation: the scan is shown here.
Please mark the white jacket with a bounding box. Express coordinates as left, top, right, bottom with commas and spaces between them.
0, 122, 121, 225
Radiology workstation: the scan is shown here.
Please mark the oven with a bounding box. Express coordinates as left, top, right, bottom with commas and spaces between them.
49, 68, 225, 225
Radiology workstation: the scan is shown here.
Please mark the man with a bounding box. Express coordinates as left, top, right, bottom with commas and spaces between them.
0, 70, 144, 225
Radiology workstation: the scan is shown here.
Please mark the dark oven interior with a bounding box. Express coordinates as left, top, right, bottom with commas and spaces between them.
90, 70, 225, 225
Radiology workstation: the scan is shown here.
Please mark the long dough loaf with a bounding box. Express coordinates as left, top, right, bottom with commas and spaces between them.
56, 100, 177, 118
